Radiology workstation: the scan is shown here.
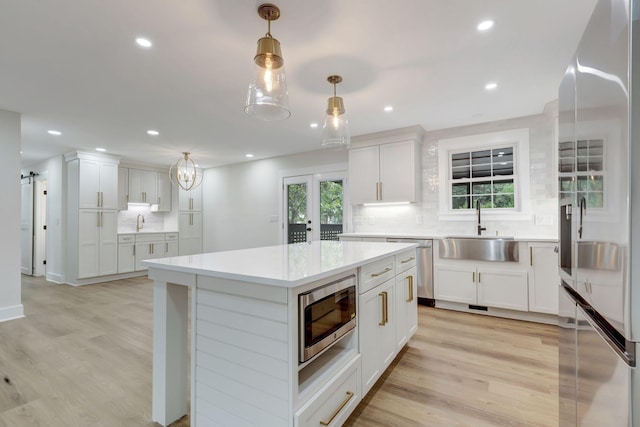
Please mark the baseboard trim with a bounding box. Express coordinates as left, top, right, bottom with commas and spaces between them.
46, 273, 66, 284
0, 304, 25, 322
66, 271, 148, 286
435, 300, 558, 325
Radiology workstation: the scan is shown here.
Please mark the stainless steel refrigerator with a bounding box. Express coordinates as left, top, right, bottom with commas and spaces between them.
558, 0, 640, 425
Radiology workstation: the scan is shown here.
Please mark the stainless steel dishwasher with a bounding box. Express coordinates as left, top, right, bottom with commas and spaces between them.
387, 238, 434, 307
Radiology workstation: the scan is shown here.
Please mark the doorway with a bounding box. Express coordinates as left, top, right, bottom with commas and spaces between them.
283, 171, 347, 243
20, 176, 47, 277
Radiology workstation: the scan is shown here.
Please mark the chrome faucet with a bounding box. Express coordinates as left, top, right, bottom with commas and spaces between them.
476, 201, 486, 236
136, 214, 145, 232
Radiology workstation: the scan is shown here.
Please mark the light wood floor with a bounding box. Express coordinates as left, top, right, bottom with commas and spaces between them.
0, 275, 558, 426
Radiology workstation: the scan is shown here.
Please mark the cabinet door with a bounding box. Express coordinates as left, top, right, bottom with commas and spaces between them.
99, 162, 118, 209
165, 240, 179, 257
189, 212, 203, 254
379, 140, 417, 203
528, 243, 560, 314
178, 186, 202, 211
434, 266, 476, 304
118, 167, 129, 211
477, 269, 528, 311
359, 279, 395, 396
118, 243, 135, 273
135, 242, 155, 271
156, 173, 172, 212
78, 210, 100, 278
348, 146, 380, 205
142, 170, 158, 204
179, 212, 202, 255
395, 266, 417, 349
98, 211, 118, 276
128, 169, 144, 203
79, 160, 101, 209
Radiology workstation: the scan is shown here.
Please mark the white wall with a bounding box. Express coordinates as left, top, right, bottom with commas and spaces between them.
0, 109, 24, 321
203, 149, 347, 252
352, 107, 559, 239
24, 155, 66, 283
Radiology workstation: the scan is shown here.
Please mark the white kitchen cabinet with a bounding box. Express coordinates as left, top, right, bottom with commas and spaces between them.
528, 242, 560, 314
178, 185, 202, 211
155, 172, 172, 212
117, 234, 135, 273
117, 167, 129, 211
78, 158, 118, 209
395, 265, 418, 349
164, 232, 179, 257
179, 212, 202, 255
78, 210, 118, 278
128, 168, 157, 204
348, 139, 421, 205
435, 265, 529, 311
359, 277, 396, 396
135, 233, 165, 271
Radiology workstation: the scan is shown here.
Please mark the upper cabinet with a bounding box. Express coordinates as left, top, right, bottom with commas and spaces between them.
128, 168, 157, 204
178, 185, 202, 211
117, 167, 128, 211
348, 126, 423, 205
156, 172, 171, 212
76, 156, 119, 209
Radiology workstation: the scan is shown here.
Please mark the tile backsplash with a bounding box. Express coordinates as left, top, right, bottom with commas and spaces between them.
351, 109, 558, 239
117, 204, 167, 233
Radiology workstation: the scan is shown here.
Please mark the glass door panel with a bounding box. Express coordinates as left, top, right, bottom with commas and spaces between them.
284, 176, 312, 243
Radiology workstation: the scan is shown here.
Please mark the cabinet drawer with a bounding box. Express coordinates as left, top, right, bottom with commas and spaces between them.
118, 234, 135, 243
164, 232, 179, 241
135, 233, 164, 243
295, 357, 360, 427
395, 249, 416, 274
359, 256, 395, 294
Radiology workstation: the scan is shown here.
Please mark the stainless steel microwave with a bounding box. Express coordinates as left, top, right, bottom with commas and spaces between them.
299, 275, 356, 363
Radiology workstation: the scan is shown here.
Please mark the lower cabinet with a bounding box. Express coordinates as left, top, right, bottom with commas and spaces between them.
360, 275, 397, 396
78, 209, 118, 278
528, 242, 560, 314
435, 265, 529, 311
395, 266, 418, 348
118, 232, 179, 273
295, 357, 361, 427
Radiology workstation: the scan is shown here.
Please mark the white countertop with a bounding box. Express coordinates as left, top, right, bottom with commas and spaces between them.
143, 240, 417, 288
338, 232, 557, 243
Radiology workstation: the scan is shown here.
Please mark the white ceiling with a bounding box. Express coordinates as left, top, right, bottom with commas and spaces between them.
2, 0, 597, 169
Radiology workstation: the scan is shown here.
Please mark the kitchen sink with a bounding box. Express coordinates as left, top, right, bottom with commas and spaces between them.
439, 236, 519, 262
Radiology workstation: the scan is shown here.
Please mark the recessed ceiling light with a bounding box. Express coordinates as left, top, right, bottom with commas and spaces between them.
245, 154, 254, 158
310, 123, 319, 129
147, 130, 159, 136
384, 106, 394, 112
47, 130, 61, 136
96, 148, 106, 152
485, 82, 498, 90
136, 38, 152, 48
477, 20, 494, 31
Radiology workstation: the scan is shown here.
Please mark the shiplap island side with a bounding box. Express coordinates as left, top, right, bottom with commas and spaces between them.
143, 240, 418, 427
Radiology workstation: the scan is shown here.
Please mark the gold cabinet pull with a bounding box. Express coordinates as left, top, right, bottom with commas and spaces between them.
165, 242, 168, 253
401, 257, 415, 264
407, 275, 414, 302
379, 182, 383, 200
133, 245, 136, 256
478, 272, 481, 283
379, 291, 388, 326
371, 267, 392, 278
319, 391, 355, 426
530, 246, 533, 266
472, 271, 475, 282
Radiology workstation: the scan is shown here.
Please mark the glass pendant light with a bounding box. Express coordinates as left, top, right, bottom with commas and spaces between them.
245, 4, 290, 121
169, 152, 202, 191
321, 75, 350, 149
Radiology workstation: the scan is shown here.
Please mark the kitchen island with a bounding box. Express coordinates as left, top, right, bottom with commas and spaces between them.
143, 240, 418, 427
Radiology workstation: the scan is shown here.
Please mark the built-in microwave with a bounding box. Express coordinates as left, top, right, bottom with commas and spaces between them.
299, 275, 356, 363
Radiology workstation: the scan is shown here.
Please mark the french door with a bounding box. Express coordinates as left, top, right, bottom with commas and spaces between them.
283, 172, 347, 243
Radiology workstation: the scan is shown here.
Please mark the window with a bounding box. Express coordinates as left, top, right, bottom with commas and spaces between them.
558, 139, 604, 208
450, 147, 516, 209
438, 128, 530, 218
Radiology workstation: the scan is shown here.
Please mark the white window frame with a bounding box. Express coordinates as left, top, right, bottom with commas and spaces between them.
438, 128, 531, 221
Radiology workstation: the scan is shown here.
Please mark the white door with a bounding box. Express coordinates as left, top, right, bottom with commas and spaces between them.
283, 172, 347, 243
33, 179, 47, 277
20, 178, 34, 275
